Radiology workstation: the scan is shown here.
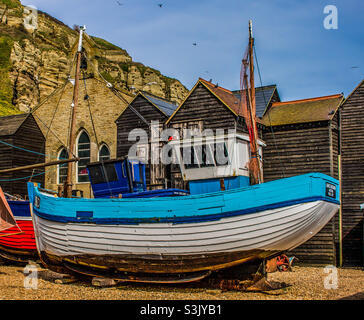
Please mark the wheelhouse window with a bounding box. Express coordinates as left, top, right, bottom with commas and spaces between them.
77, 131, 91, 183
214, 142, 229, 166
58, 148, 69, 184
196, 144, 215, 168
180, 146, 199, 169
180, 142, 229, 168
99, 144, 110, 161
88, 163, 118, 185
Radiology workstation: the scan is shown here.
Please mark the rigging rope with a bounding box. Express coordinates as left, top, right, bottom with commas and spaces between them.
0, 139, 54, 158
29, 81, 68, 115
0, 79, 71, 162
31, 112, 77, 159
81, 69, 113, 197
0, 163, 66, 182
83, 47, 161, 164
27, 49, 78, 162
83, 51, 155, 129
253, 43, 286, 179
1, 38, 84, 189
30, 75, 70, 181
29, 52, 77, 115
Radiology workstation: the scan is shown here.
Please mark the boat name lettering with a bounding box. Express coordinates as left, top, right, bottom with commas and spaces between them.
325, 183, 336, 198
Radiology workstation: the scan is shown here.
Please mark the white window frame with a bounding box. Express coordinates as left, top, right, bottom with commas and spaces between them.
57, 147, 69, 185
169, 132, 266, 181
76, 130, 91, 184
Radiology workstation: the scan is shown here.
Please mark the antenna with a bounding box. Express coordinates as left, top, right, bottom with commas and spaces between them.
249, 20, 253, 39
77, 25, 86, 52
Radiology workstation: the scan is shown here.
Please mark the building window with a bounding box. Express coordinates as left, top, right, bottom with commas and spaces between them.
99, 144, 110, 161
77, 130, 91, 183
58, 148, 69, 184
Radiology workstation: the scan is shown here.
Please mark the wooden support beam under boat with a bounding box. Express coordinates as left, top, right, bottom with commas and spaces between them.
0, 158, 79, 174
91, 277, 121, 287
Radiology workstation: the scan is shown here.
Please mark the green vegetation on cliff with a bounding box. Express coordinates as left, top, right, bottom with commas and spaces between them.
0, 1, 188, 112
0, 0, 21, 9
0, 35, 20, 116
91, 36, 129, 56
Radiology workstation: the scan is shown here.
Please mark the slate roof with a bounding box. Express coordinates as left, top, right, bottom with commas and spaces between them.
141, 91, 178, 117
232, 85, 278, 118
199, 79, 278, 119
0, 113, 29, 136
261, 94, 344, 126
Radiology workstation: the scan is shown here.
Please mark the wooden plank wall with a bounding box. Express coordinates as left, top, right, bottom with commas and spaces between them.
262, 120, 339, 265
0, 115, 45, 198
167, 83, 266, 189
167, 83, 241, 190
0, 136, 15, 195
340, 81, 364, 266
116, 95, 168, 188
13, 115, 45, 198
168, 84, 238, 132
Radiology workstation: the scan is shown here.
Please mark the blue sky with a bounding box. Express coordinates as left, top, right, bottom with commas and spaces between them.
21, 0, 363, 101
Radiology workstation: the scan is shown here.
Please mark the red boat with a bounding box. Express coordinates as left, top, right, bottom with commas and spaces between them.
0, 196, 38, 263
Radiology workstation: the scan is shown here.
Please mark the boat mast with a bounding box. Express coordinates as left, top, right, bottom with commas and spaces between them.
64, 25, 86, 198
248, 21, 256, 125
246, 20, 263, 185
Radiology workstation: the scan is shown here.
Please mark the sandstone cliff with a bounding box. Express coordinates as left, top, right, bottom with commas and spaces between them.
0, 0, 189, 115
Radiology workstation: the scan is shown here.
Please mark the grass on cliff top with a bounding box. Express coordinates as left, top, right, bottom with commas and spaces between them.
0, 0, 21, 9
0, 36, 21, 116
118, 60, 178, 84
91, 36, 129, 55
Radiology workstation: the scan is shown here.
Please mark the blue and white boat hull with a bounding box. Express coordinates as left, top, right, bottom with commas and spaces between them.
28, 173, 340, 282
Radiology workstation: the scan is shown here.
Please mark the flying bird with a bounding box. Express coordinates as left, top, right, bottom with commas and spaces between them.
116, 1, 123, 6
351, 66, 359, 69
192, 42, 197, 46
158, 3, 163, 7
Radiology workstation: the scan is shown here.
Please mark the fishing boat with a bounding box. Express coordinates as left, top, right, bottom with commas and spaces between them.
0, 188, 36, 263
0, 194, 37, 262
0, 158, 186, 263
0, 155, 80, 263
28, 172, 339, 282
27, 22, 340, 283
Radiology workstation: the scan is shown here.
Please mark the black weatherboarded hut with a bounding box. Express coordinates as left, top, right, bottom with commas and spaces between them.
115, 91, 179, 189
165, 78, 278, 189
0, 113, 45, 198
261, 94, 343, 265
114, 77, 364, 266
340, 79, 364, 266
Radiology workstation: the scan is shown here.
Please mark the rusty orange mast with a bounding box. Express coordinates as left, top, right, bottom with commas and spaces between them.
240, 20, 263, 185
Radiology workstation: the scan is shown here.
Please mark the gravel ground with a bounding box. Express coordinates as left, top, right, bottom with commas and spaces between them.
0, 262, 363, 300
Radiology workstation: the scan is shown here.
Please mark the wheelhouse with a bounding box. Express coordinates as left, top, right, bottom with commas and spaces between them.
169, 132, 265, 194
